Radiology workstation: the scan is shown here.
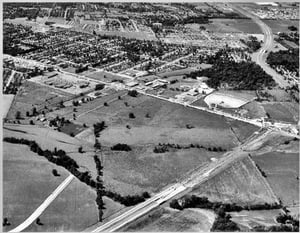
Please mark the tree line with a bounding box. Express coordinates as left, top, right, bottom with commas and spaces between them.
153, 143, 227, 153
4, 137, 150, 209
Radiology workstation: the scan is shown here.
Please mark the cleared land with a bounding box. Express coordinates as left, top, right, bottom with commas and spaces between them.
190, 156, 278, 206
121, 207, 215, 232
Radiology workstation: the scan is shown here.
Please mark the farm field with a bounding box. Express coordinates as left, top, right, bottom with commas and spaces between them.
262, 19, 299, 34
194, 18, 262, 34
262, 102, 299, 123
5, 80, 73, 120
121, 207, 215, 232
3, 142, 70, 232
251, 152, 299, 206
190, 156, 278, 206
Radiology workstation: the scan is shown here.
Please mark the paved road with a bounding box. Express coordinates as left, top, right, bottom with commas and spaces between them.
229, 4, 289, 88
9, 174, 74, 232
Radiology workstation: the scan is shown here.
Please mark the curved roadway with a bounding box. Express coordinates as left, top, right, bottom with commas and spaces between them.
230, 4, 289, 88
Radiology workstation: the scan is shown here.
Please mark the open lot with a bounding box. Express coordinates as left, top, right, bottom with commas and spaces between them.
252, 152, 299, 206
190, 156, 278, 206
121, 207, 215, 232
262, 102, 299, 123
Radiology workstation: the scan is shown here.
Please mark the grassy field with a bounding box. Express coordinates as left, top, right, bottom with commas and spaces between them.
190, 156, 278, 206
121, 207, 215, 232
191, 18, 262, 34
262, 102, 299, 124
263, 19, 299, 34
46, 92, 259, 196
3, 124, 98, 179
252, 152, 299, 206
24, 182, 125, 232
3, 140, 125, 232
3, 142, 70, 232
101, 146, 224, 195
6, 80, 73, 120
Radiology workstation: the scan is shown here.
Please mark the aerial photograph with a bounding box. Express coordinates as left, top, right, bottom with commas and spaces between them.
2, 1, 299, 232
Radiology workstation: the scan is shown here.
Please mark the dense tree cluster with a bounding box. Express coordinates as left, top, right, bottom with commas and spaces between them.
190, 61, 276, 90
170, 195, 281, 212
111, 143, 132, 151
93, 121, 106, 137
94, 155, 105, 221
104, 190, 150, 206
267, 49, 299, 75
128, 90, 138, 97
240, 36, 261, 52
211, 209, 240, 232
153, 143, 227, 153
